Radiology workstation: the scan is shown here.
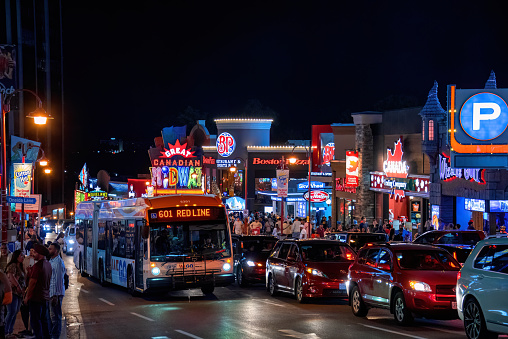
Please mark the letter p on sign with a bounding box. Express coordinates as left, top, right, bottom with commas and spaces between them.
473, 102, 501, 130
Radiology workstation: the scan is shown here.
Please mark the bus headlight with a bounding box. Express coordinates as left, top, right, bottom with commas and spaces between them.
222, 263, 231, 271
151, 267, 160, 276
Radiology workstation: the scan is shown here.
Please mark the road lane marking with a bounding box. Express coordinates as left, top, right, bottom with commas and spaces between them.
98, 298, 115, 306
174, 330, 203, 339
421, 326, 463, 335
361, 324, 427, 339
130, 312, 155, 322
78, 288, 89, 293
257, 299, 285, 307
279, 329, 320, 338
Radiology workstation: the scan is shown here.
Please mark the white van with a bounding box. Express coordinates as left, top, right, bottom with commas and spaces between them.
63, 223, 76, 254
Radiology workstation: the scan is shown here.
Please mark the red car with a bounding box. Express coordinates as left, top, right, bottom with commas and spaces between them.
347, 243, 461, 325
266, 239, 356, 303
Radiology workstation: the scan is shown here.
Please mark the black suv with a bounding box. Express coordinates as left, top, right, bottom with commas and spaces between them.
232, 235, 278, 286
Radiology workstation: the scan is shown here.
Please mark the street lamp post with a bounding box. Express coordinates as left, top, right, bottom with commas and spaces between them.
289, 146, 312, 237
1, 90, 51, 242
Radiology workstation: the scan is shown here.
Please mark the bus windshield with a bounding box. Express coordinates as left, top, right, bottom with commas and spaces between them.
150, 222, 231, 262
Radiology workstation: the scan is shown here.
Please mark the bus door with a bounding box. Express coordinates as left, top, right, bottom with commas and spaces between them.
92, 205, 100, 277
105, 221, 113, 282
135, 220, 145, 289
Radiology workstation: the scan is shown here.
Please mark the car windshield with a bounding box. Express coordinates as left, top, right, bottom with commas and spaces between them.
68, 227, 76, 236
242, 238, 277, 253
300, 244, 355, 262
414, 232, 441, 244
396, 250, 460, 271
150, 221, 231, 262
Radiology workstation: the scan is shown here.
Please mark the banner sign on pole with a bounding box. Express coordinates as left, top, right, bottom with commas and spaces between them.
13, 163, 32, 197
276, 170, 289, 197
345, 151, 359, 187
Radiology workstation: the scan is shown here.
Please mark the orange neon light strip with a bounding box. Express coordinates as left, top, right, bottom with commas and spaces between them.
450, 85, 508, 153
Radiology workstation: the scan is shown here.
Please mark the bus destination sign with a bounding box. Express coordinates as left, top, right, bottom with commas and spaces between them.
149, 206, 226, 223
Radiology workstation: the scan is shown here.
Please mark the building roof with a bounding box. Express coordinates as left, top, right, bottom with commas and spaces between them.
485, 70, 497, 89
419, 81, 446, 118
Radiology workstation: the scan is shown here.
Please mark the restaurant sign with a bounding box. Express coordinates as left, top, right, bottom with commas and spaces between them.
370, 172, 430, 199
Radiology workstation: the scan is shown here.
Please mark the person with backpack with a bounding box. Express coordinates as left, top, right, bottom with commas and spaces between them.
4, 250, 24, 338
48, 243, 65, 339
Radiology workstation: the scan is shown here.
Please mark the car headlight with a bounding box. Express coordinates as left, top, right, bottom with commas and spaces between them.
246, 260, 255, 267
306, 268, 328, 278
151, 267, 160, 276
409, 280, 432, 292
223, 263, 231, 271
69, 239, 75, 244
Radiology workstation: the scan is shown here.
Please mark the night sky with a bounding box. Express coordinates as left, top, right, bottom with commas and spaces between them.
63, 2, 508, 150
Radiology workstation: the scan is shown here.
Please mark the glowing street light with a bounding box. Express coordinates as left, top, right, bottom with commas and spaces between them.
44, 168, 52, 174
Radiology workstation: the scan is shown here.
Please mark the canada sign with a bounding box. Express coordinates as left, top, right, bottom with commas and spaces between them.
303, 190, 329, 202
216, 132, 235, 157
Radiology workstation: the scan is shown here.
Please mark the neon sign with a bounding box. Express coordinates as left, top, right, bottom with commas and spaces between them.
383, 139, 408, 178
439, 154, 484, 184
217, 132, 236, 157
345, 151, 359, 187
160, 140, 196, 159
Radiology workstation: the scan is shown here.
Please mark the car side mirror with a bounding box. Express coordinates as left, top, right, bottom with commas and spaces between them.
377, 263, 392, 271
141, 225, 150, 239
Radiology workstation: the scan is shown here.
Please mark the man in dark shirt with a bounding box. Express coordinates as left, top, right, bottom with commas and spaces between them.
359, 217, 367, 233
24, 243, 52, 339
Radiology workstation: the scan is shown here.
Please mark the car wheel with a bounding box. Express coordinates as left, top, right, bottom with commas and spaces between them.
351, 285, 368, 317
201, 285, 215, 295
464, 298, 498, 339
295, 277, 307, 303
268, 274, 279, 296
393, 292, 413, 325
236, 268, 247, 287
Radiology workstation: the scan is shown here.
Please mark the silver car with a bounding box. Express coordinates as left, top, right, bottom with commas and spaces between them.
63, 223, 76, 254
457, 237, 508, 339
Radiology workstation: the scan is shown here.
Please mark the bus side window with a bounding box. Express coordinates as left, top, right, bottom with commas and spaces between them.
86, 220, 93, 248
98, 222, 106, 250
126, 220, 135, 259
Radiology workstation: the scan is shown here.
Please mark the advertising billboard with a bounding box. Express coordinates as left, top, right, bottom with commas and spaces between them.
13, 163, 32, 197
449, 86, 508, 168
0, 45, 16, 96
464, 198, 486, 212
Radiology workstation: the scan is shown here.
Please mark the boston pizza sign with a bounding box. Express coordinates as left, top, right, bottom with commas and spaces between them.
304, 190, 329, 202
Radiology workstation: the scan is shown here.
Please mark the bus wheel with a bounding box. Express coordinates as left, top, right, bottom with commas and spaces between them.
201, 285, 215, 295
99, 262, 106, 286
127, 270, 136, 296
80, 255, 88, 277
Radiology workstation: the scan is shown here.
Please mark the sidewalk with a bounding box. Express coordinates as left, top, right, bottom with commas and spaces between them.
11, 308, 67, 338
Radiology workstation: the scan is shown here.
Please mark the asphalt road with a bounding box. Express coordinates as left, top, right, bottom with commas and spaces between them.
52, 250, 474, 339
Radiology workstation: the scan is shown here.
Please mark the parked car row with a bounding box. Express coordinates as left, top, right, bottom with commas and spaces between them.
233, 230, 508, 339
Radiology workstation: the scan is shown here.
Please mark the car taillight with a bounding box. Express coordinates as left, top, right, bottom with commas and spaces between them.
457, 272, 461, 280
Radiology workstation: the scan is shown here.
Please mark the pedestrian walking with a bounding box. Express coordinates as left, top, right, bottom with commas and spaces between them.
0, 244, 12, 272
19, 248, 36, 337
24, 244, 51, 339
0, 265, 12, 339
292, 218, 301, 239
4, 250, 25, 339
233, 218, 243, 235
48, 243, 65, 339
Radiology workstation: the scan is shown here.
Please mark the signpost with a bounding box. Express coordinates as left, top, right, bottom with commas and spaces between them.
7, 195, 35, 250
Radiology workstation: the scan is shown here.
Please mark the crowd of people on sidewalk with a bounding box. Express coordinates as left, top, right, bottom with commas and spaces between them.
228, 211, 498, 242
0, 227, 67, 339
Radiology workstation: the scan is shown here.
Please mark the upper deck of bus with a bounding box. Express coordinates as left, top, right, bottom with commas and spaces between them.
75, 194, 224, 220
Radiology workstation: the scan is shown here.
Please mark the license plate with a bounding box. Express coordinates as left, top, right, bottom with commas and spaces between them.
178, 263, 196, 269
452, 302, 457, 309
339, 283, 346, 290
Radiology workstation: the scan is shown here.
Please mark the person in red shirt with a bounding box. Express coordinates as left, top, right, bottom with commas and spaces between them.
24, 244, 52, 339
316, 223, 326, 238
